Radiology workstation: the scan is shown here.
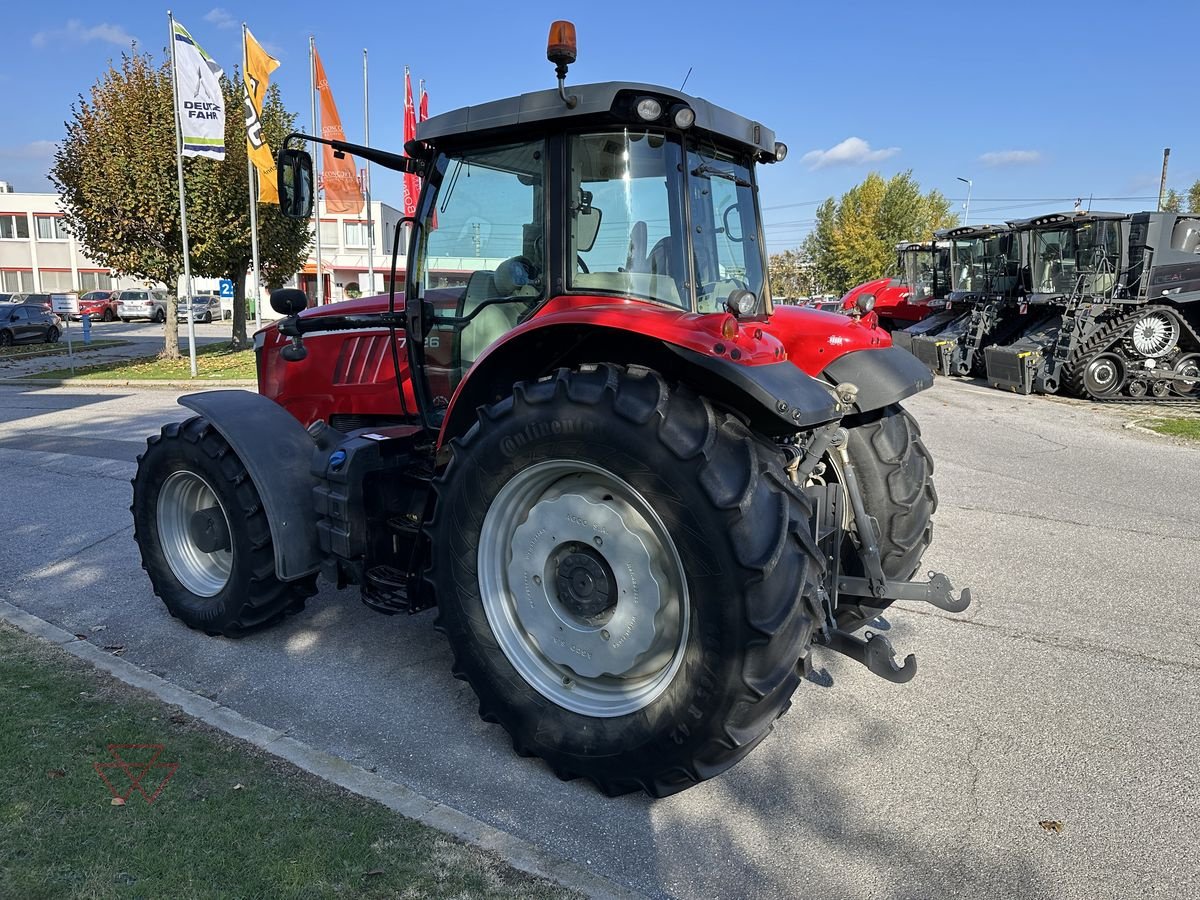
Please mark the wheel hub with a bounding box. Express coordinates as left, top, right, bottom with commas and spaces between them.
553, 545, 615, 622
1130, 312, 1178, 358
157, 471, 233, 597
507, 492, 668, 679
189, 506, 231, 553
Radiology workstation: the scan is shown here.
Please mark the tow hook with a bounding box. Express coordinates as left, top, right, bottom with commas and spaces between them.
818, 628, 916, 684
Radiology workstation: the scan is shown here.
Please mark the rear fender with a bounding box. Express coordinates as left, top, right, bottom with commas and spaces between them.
178, 390, 322, 581
820, 346, 935, 414
438, 320, 842, 444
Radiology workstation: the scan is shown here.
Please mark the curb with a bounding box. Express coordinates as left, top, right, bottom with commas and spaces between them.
0, 598, 643, 900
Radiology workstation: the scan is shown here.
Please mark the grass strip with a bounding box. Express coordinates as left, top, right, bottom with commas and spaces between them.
0, 624, 574, 900
25, 342, 256, 381
1148, 416, 1200, 440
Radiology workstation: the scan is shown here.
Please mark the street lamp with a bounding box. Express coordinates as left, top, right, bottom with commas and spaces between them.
957, 176, 973, 225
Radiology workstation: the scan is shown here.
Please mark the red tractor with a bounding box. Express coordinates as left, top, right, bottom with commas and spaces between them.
131, 23, 969, 797
825, 240, 953, 334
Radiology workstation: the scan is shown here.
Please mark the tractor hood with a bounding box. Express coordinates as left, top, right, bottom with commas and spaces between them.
761, 304, 891, 377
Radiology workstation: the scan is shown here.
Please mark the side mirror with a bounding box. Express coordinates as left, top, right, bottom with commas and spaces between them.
271, 288, 309, 316
277, 148, 314, 219
576, 206, 602, 252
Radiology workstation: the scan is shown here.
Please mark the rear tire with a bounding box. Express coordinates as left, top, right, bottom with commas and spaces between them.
430, 365, 823, 796
835, 404, 936, 630
131, 416, 316, 637
102, 309, 115, 322
0, 331, 12, 347
154, 309, 166, 323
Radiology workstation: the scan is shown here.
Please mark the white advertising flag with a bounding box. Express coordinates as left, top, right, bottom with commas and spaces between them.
172, 21, 226, 159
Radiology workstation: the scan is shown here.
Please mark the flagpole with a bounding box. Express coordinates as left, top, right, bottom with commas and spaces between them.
363, 49, 374, 296
168, 10, 198, 377
309, 36, 324, 306
244, 24, 263, 333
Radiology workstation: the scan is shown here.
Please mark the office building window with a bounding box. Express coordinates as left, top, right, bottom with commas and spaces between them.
1, 270, 34, 291
79, 271, 113, 291
0, 215, 30, 240
345, 221, 369, 247
35, 215, 69, 240
319, 220, 338, 246
40, 270, 74, 291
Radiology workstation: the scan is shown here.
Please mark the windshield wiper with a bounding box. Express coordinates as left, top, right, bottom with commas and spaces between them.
691, 163, 751, 188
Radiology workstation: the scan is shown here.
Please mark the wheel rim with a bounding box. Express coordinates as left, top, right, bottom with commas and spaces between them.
156, 470, 233, 597
1129, 311, 1178, 358
477, 460, 689, 718
1174, 354, 1200, 396
1083, 354, 1124, 397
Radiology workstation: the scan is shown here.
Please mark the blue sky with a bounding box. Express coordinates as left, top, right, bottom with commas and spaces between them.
1, 0, 1195, 253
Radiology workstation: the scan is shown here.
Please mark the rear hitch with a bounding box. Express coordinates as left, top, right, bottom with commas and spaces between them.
819, 628, 916, 684
838, 572, 972, 613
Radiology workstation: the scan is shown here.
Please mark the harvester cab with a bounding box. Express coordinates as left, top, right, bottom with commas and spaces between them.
904, 225, 1026, 376
839, 240, 952, 335
984, 210, 1200, 399
130, 21, 970, 797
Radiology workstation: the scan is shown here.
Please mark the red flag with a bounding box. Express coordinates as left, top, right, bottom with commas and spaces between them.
314, 45, 364, 215
419, 83, 428, 123
403, 70, 418, 218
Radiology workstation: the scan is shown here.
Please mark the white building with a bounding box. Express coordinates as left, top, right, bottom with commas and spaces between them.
0, 181, 159, 294
302, 199, 406, 302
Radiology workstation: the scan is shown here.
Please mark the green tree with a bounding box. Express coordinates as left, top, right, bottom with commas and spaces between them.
52, 53, 186, 356
768, 249, 815, 299
1187, 180, 1200, 214
797, 171, 957, 295
1162, 189, 1183, 213
52, 52, 309, 357
188, 81, 310, 348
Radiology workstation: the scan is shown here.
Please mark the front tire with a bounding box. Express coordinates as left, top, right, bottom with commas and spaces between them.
102, 309, 116, 322
430, 365, 823, 796
45, 326, 60, 344
834, 404, 936, 630
131, 416, 316, 636
154, 309, 166, 323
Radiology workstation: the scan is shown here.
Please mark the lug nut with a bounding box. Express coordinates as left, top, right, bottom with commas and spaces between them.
601, 629, 610, 641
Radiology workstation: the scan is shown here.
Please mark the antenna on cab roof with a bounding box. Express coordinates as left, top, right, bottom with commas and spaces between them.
547, 20, 579, 109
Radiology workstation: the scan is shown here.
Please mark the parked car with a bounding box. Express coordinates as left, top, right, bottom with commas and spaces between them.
176, 295, 223, 323
8, 293, 53, 310
77, 290, 120, 321
0, 302, 61, 346
0, 293, 11, 304
116, 290, 168, 323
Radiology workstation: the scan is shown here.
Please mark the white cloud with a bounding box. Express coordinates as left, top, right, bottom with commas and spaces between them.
0, 140, 57, 159
801, 137, 900, 170
979, 150, 1042, 167
204, 8, 237, 29
31, 20, 138, 49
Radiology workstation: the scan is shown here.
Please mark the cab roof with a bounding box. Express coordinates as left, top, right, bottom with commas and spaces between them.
936, 224, 1010, 239
415, 81, 778, 159
1008, 210, 1127, 230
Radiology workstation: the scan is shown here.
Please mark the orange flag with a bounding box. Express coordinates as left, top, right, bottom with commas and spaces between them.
313, 45, 363, 215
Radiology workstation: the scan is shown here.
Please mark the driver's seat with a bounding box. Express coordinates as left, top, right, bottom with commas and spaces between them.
458, 271, 520, 368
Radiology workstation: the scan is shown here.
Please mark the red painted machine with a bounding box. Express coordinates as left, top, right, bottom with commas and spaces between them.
825, 240, 953, 331
131, 22, 968, 797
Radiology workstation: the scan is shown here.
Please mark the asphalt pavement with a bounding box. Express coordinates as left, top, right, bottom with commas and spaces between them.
1, 378, 1197, 899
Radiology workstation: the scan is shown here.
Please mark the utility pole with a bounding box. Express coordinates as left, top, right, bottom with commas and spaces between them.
1157, 148, 1171, 211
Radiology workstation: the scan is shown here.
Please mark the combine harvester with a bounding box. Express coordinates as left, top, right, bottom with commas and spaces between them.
906, 224, 1027, 376
985, 210, 1200, 400
825, 240, 952, 340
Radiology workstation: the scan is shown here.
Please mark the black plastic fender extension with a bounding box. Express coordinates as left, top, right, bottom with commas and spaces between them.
178, 390, 323, 581
821, 346, 935, 413
666, 345, 843, 435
